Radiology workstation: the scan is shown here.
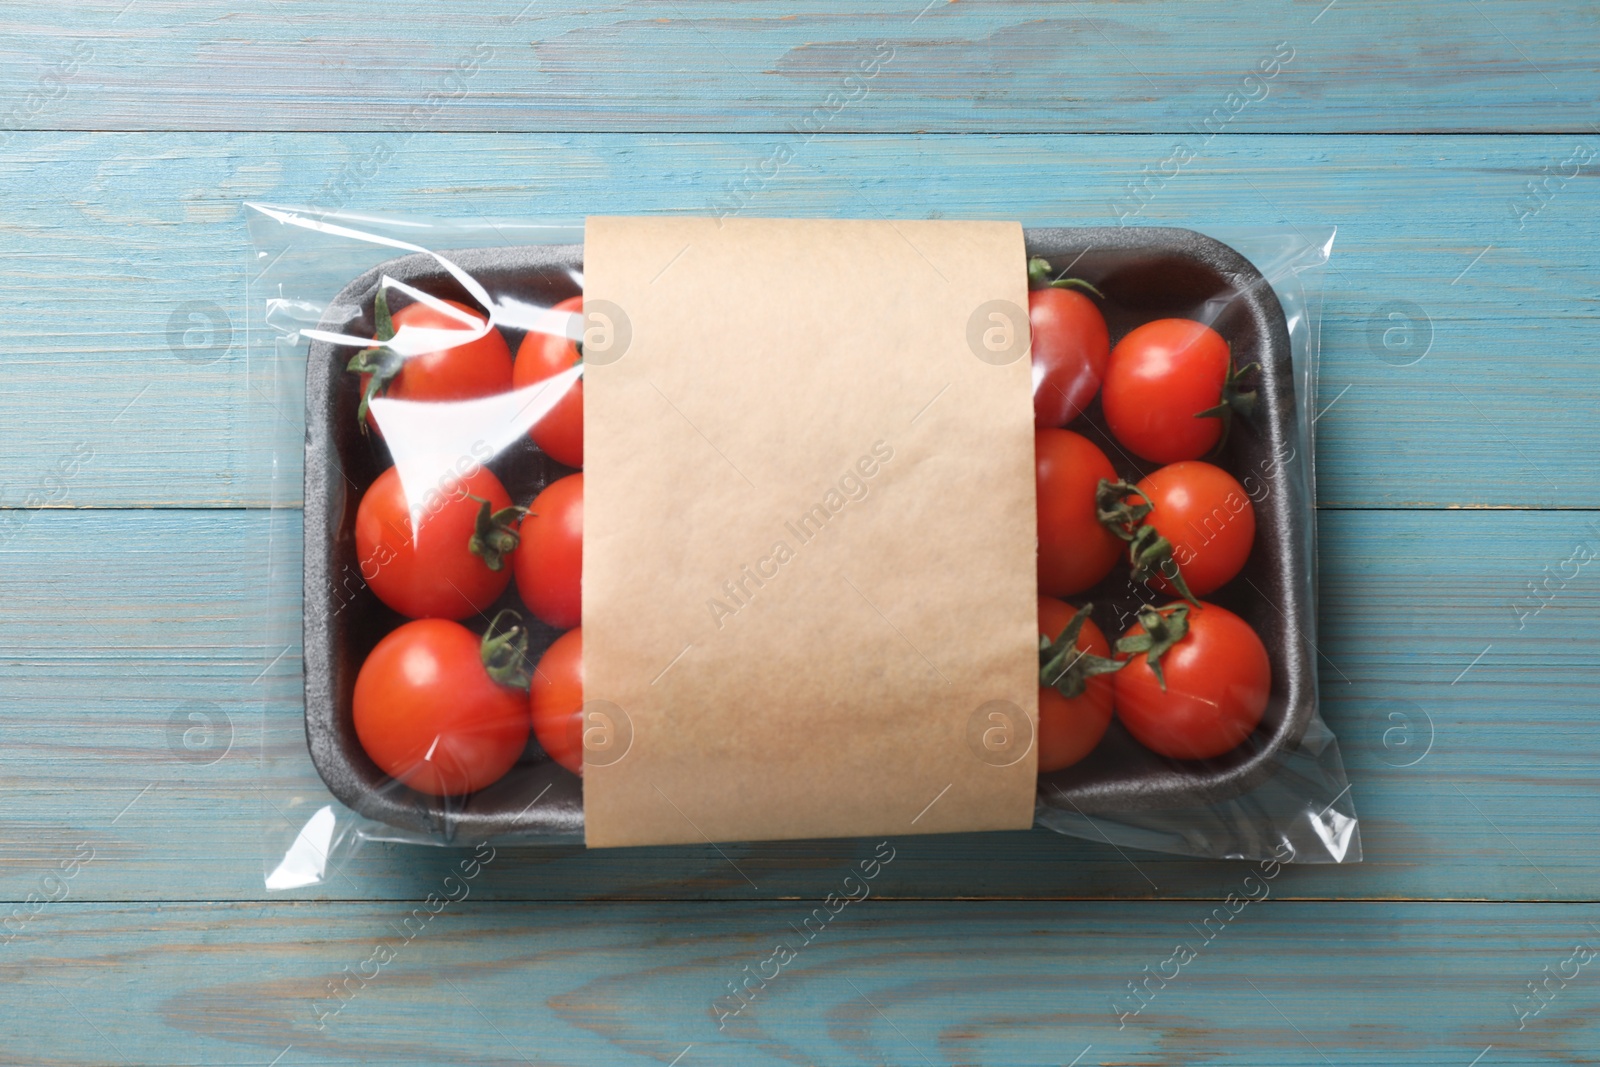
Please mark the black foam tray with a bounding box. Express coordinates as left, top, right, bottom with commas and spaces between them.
303, 226, 1315, 842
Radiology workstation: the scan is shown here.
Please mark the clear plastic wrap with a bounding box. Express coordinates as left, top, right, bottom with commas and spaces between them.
246, 204, 1353, 890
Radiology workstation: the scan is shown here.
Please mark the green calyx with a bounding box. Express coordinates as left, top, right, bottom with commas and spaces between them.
1095, 476, 1153, 533
1127, 523, 1200, 607
467, 497, 529, 573
480, 609, 534, 690
1095, 479, 1201, 608
1026, 256, 1104, 298
1115, 603, 1192, 691
1195, 354, 1260, 455
346, 287, 402, 431
1038, 602, 1127, 699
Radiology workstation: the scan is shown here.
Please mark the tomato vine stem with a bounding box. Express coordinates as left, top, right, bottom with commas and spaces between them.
467, 496, 529, 573
347, 287, 402, 431
480, 609, 534, 690
1115, 603, 1192, 691
1039, 602, 1126, 699
1027, 256, 1105, 298
1094, 479, 1202, 608
1196, 355, 1260, 456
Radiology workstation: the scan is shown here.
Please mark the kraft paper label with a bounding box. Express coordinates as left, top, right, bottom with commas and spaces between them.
581, 216, 1037, 847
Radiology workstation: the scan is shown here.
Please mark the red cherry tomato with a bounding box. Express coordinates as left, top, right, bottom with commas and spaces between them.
1029, 287, 1109, 428
359, 299, 513, 432
1130, 461, 1255, 597
1036, 429, 1123, 596
355, 464, 518, 620
1036, 597, 1114, 772
1114, 602, 1270, 760
353, 618, 530, 796
1102, 318, 1233, 463
530, 627, 584, 775
513, 295, 584, 468
513, 473, 582, 630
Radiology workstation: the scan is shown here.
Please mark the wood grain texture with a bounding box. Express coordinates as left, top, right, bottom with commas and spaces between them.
3, 507, 1595, 903
0, 132, 1597, 509
3, 5, 1598, 1061
3, 900, 1598, 1066
0, 1, 1596, 133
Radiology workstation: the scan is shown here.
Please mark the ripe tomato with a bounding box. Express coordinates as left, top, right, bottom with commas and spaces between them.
1101, 319, 1251, 463
351, 291, 513, 430
514, 473, 583, 630
513, 295, 584, 469
353, 618, 530, 796
1029, 286, 1109, 428
1114, 602, 1270, 760
1036, 597, 1116, 772
529, 627, 584, 775
1036, 429, 1123, 596
355, 464, 522, 620
1129, 461, 1255, 597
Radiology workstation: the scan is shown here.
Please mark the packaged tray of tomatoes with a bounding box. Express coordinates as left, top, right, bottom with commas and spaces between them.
258, 206, 1355, 865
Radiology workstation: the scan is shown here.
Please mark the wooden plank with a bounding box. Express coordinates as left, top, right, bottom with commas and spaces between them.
1, 1, 1595, 133
2, 900, 1596, 1065
2, 507, 1596, 902
0, 5, 1587, 1059
0, 132, 1597, 509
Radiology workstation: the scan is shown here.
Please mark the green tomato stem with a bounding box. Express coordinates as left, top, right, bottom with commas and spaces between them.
1026, 255, 1105, 298
1039, 602, 1127, 699
346, 287, 403, 432
480, 609, 534, 690
1115, 603, 1192, 691
467, 497, 529, 573
1095, 479, 1202, 609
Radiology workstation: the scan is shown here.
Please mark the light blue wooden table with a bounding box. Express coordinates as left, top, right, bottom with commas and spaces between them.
2, 2, 1598, 1064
